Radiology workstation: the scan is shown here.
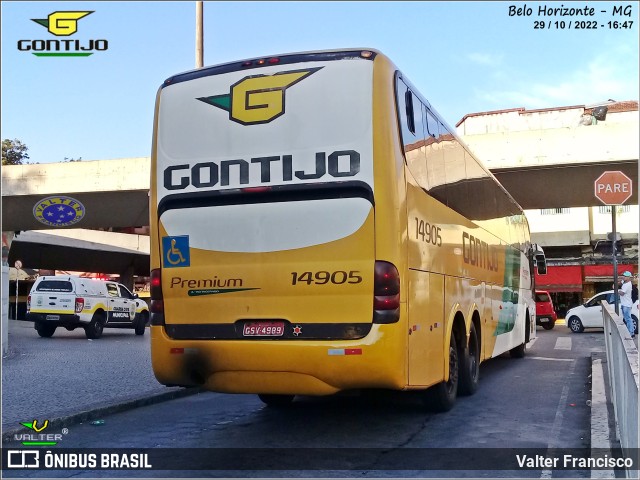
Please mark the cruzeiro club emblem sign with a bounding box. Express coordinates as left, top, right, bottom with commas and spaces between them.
33, 196, 85, 227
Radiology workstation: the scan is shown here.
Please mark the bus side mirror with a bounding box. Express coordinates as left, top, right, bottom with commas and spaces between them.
535, 254, 547, 275
531, 243, 547, 275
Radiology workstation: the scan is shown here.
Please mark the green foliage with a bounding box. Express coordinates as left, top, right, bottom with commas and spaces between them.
2, 138, 30, 166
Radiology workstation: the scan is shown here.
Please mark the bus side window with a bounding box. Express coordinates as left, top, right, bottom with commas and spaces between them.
425, 117, 447, 206
396, 79, 422, 158
405, 89, 415, 134
425, 109, 439, 139
462, 150, 487, 221
440, 123, 466, 212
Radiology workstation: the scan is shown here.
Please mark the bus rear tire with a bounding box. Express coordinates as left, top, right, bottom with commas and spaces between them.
258, 394, 295, 407
509, 342, 526, 358
458, 323, 479, 396
424, 333, 458, 412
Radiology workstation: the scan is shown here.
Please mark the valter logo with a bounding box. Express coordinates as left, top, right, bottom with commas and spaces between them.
18, 11, 108, 57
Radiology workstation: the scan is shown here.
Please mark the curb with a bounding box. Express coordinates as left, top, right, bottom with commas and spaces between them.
2, 386, 204, 443
590, 353, 616, 478
590, 355, 615, 479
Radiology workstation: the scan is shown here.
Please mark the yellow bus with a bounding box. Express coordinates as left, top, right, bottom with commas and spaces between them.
149, 49, 547, 411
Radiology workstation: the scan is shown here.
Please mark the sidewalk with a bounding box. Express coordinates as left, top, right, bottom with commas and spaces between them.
1, 319, 200, 442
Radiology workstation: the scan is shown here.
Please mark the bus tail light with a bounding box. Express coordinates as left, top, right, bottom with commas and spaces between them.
75, 298, 85, 313
373, 261, 400, 324
150, 268, 165, 325
27, 295, 31, 312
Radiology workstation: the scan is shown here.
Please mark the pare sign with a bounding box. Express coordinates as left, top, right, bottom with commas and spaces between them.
594, 171, 633, 205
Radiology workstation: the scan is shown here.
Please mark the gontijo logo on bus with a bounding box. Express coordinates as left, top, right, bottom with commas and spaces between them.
197, 67, 322, 125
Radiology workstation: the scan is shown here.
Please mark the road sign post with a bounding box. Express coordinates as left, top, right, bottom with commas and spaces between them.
14, 260, 22, 320
594, 171, 633, 315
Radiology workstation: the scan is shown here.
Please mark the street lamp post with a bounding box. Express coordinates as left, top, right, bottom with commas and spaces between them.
195, 1, 203, 68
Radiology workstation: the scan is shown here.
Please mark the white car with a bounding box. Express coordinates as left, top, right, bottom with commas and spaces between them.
566, 290, 638, 334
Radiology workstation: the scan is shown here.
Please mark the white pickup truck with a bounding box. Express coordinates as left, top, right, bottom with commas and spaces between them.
26, 275, 149, 339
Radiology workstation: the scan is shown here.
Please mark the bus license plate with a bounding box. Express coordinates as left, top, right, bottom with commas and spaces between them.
243, 322, 285, 337
46, 315, 60, 321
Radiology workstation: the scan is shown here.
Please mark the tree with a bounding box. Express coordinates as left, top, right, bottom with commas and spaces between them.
2, 139, 30, 166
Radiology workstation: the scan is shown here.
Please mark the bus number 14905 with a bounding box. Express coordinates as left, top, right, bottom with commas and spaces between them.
291, 271, 362, 285
415, 217, 442, 246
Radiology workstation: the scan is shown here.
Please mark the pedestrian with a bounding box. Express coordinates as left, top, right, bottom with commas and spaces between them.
618, 271, 635, 338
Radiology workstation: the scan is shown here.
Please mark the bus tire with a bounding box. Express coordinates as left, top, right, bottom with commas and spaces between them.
510, 343, 525, 358
258, 394, 295, 407
458, 323, 479, 396
424, 333, 458, 412
85, 311, 105, 340
35, 323, 57, 338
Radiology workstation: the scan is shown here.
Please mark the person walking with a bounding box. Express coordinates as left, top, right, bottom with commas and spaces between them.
618, 271, 635, 338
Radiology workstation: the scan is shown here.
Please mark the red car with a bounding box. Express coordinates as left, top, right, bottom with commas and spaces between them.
535, 290, 557, 330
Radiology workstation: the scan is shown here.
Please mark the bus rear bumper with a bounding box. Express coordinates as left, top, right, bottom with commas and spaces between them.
150, 324, 406, 395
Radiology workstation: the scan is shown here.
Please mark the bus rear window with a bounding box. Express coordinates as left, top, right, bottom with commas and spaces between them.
36, 281, 73, 293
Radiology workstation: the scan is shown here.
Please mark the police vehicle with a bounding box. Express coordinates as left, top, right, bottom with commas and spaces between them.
26, 276, 149, 339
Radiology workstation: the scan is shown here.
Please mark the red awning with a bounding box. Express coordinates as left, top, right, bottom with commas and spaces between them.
583, 264, 636, 283
535, 265, 582, 293
583, 265, 636, 276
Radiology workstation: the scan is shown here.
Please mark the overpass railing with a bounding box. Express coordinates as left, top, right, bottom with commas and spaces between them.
601, 301, 638, 477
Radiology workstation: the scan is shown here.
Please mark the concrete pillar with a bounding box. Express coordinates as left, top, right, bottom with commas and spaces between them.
2, 232, 15, 354
2, 266, 8, 356
120, 264, 134, 291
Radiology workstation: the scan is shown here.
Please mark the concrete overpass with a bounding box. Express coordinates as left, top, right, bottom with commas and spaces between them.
457, 103, 639, 209
1, 102, 638, 274
8, 229, 149, 276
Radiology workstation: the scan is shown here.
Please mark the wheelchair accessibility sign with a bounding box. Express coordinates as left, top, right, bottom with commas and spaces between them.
162, 236, 190, 268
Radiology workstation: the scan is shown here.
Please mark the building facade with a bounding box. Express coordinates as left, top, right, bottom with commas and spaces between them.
458, 101, 639, 314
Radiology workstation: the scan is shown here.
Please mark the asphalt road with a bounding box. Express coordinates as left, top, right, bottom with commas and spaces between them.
1, 319, 187, 433
2, 321, 615, 478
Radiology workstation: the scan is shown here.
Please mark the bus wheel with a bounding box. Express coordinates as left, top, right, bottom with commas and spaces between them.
424, 333, 458, 412
258, 394, 295, 407
458, 323, 479, 396
509, 339, 526, 358
35, 323, 57, 338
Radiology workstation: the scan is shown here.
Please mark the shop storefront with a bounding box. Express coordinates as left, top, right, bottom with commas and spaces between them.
535, 264, 638, 318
